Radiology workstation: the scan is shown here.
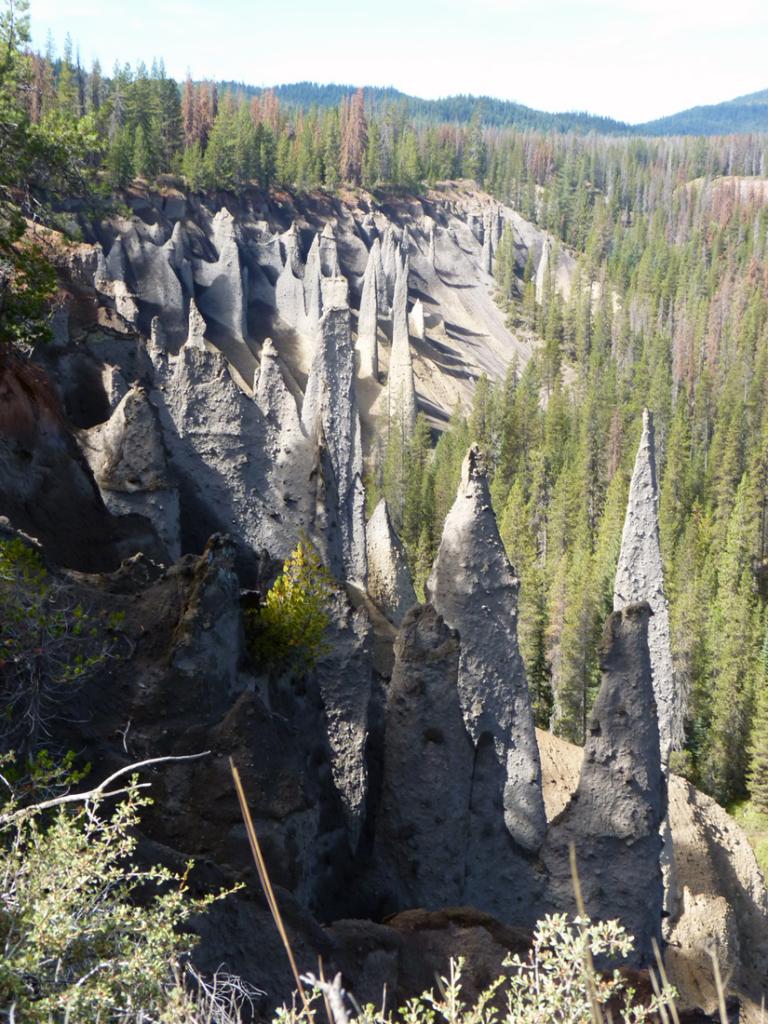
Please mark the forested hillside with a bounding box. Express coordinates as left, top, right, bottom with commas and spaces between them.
7, 19, 768, 815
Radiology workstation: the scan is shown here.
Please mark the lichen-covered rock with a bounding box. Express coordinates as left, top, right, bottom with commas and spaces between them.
356, 247, 379, 379
427, 446, 546, 855
375, 604, 472, 908
366, 499, 416, 625
614, 409, 680, 759
387, 255, 417, 434
540, 604, 665, 965
79, 385, 181, 559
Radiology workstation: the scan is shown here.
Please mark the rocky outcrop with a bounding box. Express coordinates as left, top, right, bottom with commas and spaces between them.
275, 222, 307, 335
381, 225, 399, 307
614, 409, 681, 760
356, 246, 379, 379
314, 590, 373, 851
301, 306, 367, 584
426, 447, 546, 919
303, 234, 324, 325
387, 255, 417, 434
194, 207, 248, 344
185, 297, 208, 351
0, 357, 167, 571
540, 604, 665, 965
375, 604, 473, 909
408, 298, 425, 341
319, 221, 341, 277
365, 499, 416, 625
79, 385, 181, 559
481, 231, 493, 274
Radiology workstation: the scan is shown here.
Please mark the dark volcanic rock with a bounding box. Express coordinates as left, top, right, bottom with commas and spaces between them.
540, 603, 665, 965
0, 357, 167, 571
374, 604, 473, 910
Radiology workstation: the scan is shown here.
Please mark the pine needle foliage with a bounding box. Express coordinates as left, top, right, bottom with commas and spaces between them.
246, 540, 334, 676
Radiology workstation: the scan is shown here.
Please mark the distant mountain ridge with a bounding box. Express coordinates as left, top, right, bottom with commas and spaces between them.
220, 80, 768, 136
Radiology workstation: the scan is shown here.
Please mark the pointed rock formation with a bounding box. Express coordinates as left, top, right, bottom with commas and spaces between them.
375, 604, 473, 909
79, 384, 181, 559
387, 255, 417, 435
185, 298, 208, 351
302, 306, 367, 584
541, 604, 665, 965
255, 339, 303, 437
104, 237, 140, 326
481, 231, 493, 275
381, 226, 399, 306
408, 298, 425, 341
314, 590, 373, 851
303, 234, 324, 325
366, 499, 417, 625
614, 409, 680, 760
355, 248, 379, 379
319, 221, 341, 277
370, 236, 389, 314
427, 446, 547, 878
194, 208, 248, 344
360, 212, 377, 246
275, 222, 307, 334
534, 237, 551, 305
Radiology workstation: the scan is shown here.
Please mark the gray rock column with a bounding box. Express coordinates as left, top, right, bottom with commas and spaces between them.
78, 384, 181, 560
427, 444, 546, 850
375, 604, 473, 909
356, 246, 379, 379
302, 306, 367, 585
366, 499, 417, 625
614, 409, 681, 760
387, 254, 417, 435
426, 446, 546, 918
541, 604, 665, 965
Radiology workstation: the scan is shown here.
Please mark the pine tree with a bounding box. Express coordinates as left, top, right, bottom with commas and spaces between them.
132, 123, 150, 179
748, 628, 768, 813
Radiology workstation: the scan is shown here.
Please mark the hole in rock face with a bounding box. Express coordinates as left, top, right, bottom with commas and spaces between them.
60, 358, 112, 428
423, 727, 445, 744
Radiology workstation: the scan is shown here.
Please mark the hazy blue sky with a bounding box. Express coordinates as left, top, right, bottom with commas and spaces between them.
29, 0, 768, 124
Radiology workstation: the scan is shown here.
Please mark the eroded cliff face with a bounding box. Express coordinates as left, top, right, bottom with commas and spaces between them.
2, 183, 766, 1020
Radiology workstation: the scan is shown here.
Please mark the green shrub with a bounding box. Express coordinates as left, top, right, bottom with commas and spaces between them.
246, 540, 334, 676
0, 760, 251, 1023
293, 915, 676, 1024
